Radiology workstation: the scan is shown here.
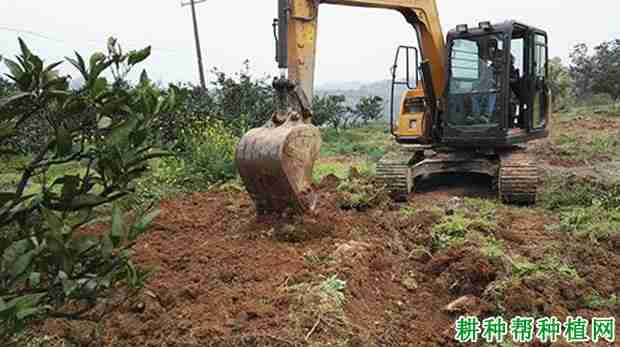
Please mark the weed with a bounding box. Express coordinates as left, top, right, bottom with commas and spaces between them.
313, 161, 375, 183
582, 293, 620, 310
176, 119, 239, 188
319, 275, 347, 306
539, 174, 620, 211
480, 236, 505, 260
431, 212, 496, 251
336, 167, 386, 211
400, 206, 417, 217
509, 255, 581, 282
303, 251, 334, 266
320, 123, 392, 161
288, 275, 349, 342
558, 203, 620, 242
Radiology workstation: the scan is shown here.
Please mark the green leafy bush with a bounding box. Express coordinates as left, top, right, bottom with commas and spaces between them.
0, 38, 176, 339
174, 118, 239, 189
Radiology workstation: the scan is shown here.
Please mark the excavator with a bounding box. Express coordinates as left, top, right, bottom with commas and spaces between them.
235, 0, 550, 214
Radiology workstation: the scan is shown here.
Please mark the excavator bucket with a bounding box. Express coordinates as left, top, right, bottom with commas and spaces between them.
235, 116, 321, 215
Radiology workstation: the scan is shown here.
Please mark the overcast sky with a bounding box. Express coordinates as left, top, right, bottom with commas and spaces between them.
0, 1, 618, 86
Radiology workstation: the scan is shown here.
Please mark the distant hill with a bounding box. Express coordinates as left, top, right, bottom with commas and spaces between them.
316, 79, 409, 120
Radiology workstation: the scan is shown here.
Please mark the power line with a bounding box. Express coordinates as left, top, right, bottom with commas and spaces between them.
0, 26, 185, 57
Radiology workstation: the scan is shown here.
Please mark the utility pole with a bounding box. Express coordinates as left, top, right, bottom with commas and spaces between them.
181, 0, 207, 89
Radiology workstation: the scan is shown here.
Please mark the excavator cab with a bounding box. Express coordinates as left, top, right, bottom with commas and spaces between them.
382, 21, 549, 203
391, 21, 549, 147
442, 21, 550, 146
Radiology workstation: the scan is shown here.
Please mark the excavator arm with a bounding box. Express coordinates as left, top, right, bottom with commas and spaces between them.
236, 0, 447, 214
286, 0, 446, 110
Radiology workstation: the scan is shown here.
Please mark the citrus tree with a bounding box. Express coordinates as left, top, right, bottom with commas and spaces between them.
0, 38, 179, 339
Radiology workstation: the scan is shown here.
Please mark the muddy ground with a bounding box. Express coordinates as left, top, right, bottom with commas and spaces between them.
38, 113, 620, 347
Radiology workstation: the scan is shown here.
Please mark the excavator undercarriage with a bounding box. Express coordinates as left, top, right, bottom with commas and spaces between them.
377, 146, 540, 204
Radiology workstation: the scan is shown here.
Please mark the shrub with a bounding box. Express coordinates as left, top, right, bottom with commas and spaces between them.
0, 38, 175, 339
174, 118, 239, 188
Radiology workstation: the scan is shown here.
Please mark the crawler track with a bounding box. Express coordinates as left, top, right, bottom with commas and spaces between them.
499, 151, 540, 205
377, 152, 413, 201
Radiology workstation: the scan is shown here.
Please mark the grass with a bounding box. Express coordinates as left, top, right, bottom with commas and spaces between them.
480, 236, 505, 260
336, 168, 388, 211
540, 174, 620, 242
320, 122, 393, 161
431, 198, 499, 250
508, 255, 580, 282
0, 155, 87, 196
545, 104, 620, 165
560, 103, 620, 121
313, 161, 375, 183
582, 293, 620, 310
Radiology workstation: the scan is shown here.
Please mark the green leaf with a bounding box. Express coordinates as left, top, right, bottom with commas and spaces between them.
132, 209, 160, 237
89, 52, 106, 71
55, 125, 72, 157
43, 61, 63, 74
111, 204, 123, 247
130, 128, 148, 148
127, 46, 151, 66
62, 278, 77, 297
71, 235, 98, 254
18, 38, 32, 58
60, 175, 80, 203
66, 53, 88, 81
0, 92, 33, 108
4, 58, 24, 79
127, 149, 172, 168
29, 272, 41, 287
16, 306, 46, 320
3, 239, 31, 264
140, 69, 149, 84
91, 77, 108, 96
68, 194, 109, 209
42, 209, 64, 234
107, 117, 138, 147
101, 235, 113, 259
1, 293, 45, 316
9, 250, 35, 278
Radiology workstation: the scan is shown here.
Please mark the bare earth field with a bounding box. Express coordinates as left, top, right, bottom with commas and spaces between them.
36, 110, 620, 347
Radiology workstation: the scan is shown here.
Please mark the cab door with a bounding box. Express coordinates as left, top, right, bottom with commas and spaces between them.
529, 31, 549, 132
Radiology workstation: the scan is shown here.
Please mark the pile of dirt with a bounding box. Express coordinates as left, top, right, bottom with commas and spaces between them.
38, 172, 619, 347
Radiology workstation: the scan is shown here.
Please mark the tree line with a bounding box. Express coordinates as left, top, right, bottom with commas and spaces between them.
549, 38, 620, 109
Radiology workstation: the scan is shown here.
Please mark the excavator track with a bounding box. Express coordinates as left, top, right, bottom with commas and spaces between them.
498, 151, 540, 205
377, 152, 413, 202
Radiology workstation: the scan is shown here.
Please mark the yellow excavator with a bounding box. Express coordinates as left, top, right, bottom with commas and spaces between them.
236, 0, 549, 214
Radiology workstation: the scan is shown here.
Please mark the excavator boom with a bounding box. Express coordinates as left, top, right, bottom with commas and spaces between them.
235, 0, 447, 214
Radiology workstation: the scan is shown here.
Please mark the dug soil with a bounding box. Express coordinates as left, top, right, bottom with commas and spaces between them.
42, 165, 619, 346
